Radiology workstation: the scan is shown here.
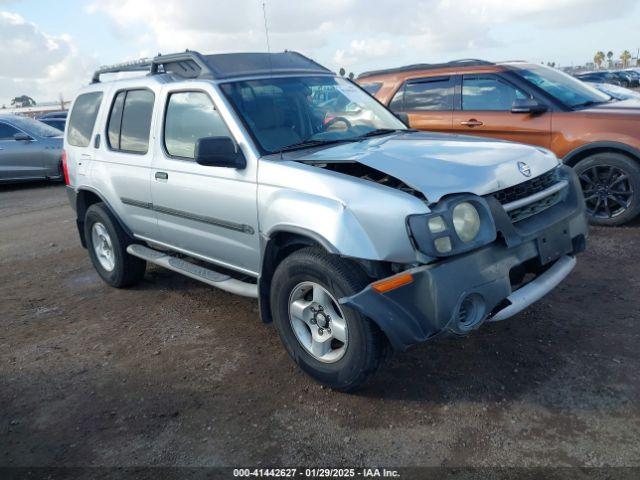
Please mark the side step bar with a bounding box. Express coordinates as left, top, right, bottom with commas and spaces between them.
127, 244, 258, 298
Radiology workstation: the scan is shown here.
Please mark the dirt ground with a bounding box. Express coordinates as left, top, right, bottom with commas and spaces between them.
1, 182, 639, 469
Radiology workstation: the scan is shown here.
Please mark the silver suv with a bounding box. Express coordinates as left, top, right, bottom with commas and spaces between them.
64, 51, 588, 391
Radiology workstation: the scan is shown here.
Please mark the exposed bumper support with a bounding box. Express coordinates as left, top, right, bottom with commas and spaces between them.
489, 254, 576, 322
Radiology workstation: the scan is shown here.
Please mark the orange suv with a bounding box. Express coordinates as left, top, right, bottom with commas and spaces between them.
358, 60, 640, 226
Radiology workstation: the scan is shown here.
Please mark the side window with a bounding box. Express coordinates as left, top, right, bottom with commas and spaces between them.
164, 91, 230, 159
462, 76, 529, 111
0, 122, 19, 140
388, 78, 453, 112
107, 89, 155, 154
67, 92, 103, 147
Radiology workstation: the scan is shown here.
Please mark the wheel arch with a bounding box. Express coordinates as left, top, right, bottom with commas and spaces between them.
258, 228, 330, 324
563, 141, 640, 167
75, 187, 134, 248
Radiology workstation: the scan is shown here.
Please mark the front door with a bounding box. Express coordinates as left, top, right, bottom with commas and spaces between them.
0, 121, 45, 180
150, 87, 260, 276
452, 74, 551, 148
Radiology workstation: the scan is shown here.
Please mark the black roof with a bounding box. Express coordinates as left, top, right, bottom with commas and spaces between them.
202, 52, 331, 79
92, 50, 332, 83
357, 59, 494, 79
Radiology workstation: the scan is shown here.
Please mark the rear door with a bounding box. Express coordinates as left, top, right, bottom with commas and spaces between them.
452, 74, 551, 148
387, 76, 454, 133
94, 87, 158, 239
0, 121, 46, 180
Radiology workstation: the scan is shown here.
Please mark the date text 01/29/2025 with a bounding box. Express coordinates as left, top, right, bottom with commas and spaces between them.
232, 468, 401, 477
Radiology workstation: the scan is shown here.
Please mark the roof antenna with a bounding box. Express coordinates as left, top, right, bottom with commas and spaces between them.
262, 1, 271, 54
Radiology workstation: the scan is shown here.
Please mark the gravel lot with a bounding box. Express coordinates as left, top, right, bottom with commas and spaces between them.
1, 182, 639, 469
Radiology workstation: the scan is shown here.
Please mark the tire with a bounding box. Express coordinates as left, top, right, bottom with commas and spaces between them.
574, 152, 640, 226
270, 247, 390, 392
84, 202, 146, 287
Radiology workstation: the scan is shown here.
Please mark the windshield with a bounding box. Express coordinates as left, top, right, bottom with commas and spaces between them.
9, 115, 63, 137
220, 75, 406, 153
511, 64, 610, 108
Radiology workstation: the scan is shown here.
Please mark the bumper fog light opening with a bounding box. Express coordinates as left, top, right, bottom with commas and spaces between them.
456, 294, 486, 332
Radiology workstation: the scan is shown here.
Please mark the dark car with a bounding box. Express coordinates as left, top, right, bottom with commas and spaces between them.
38, 117, 67, 131
0, 115, 64, 183
38, 111, 68, 119
618, 70, 640, 87
610, 71, 639, 88
575, 71, 622, 86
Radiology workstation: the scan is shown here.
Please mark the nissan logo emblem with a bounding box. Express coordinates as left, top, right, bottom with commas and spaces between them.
518, 162, 532, 177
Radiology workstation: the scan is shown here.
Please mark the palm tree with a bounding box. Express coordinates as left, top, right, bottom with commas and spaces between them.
607, 51, 614, 68
620, 50, 632, 68
594, 51, 605, 69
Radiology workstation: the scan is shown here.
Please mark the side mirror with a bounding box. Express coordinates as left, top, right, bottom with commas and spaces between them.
511, 98, 548, 115
195, 137, 246, 169
14, 132, 32, 141
395, 112, 410, 127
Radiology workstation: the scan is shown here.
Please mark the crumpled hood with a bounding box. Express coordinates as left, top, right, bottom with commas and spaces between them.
294, 131, 560, 203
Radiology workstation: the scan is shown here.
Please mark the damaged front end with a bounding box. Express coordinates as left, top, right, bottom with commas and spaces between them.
300, 160, 427, 202
339, 165, 588, 351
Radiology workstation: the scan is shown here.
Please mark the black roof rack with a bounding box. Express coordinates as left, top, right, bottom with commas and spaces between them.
92, 50, 332, 83
357, 59, 494, 79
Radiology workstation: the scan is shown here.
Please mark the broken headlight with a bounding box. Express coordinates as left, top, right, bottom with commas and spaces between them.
407, 194, 496, 258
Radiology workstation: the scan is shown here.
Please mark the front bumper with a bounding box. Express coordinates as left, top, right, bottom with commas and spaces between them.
340, 166, 588, 351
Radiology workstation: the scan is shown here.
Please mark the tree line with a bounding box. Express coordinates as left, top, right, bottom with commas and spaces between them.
593, 50, 636, 69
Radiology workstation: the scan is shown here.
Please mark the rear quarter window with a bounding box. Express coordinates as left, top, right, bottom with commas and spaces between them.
360, 82, 383, 95
67, 92, 103, 147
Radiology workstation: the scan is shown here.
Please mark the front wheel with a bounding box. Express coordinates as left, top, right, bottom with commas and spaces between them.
575, 153, 640, 226
270, 247, 390, 392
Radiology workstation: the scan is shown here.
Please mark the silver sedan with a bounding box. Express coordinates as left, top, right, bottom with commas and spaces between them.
0, 115, 64, 183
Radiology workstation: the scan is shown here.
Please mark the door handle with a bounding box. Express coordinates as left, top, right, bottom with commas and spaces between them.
460, 119, 484, 127
155, 171, 168, 181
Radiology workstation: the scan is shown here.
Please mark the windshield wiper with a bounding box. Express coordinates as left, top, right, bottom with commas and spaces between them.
356, 128, 405, 139
279, 138, 355, 153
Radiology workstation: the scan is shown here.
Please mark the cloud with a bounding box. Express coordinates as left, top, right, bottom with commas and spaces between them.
0, 11, 97, 105
88, 0, 639, 74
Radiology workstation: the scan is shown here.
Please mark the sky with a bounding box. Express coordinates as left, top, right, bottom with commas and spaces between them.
1, 0, 640, 106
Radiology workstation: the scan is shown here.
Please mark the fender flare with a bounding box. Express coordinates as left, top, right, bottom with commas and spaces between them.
75, 186, 135, 246
263, 225, 339, 255
562, 141, 640, 166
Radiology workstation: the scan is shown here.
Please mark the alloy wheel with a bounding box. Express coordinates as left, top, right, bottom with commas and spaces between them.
288, 281, 348, 363
579, 164, 634, 219
91, 222, 116, 271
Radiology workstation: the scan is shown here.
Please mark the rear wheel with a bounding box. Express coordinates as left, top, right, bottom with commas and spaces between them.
84, 203, 146, 287
574, 153, 640, 226
270, 247, 390, 392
